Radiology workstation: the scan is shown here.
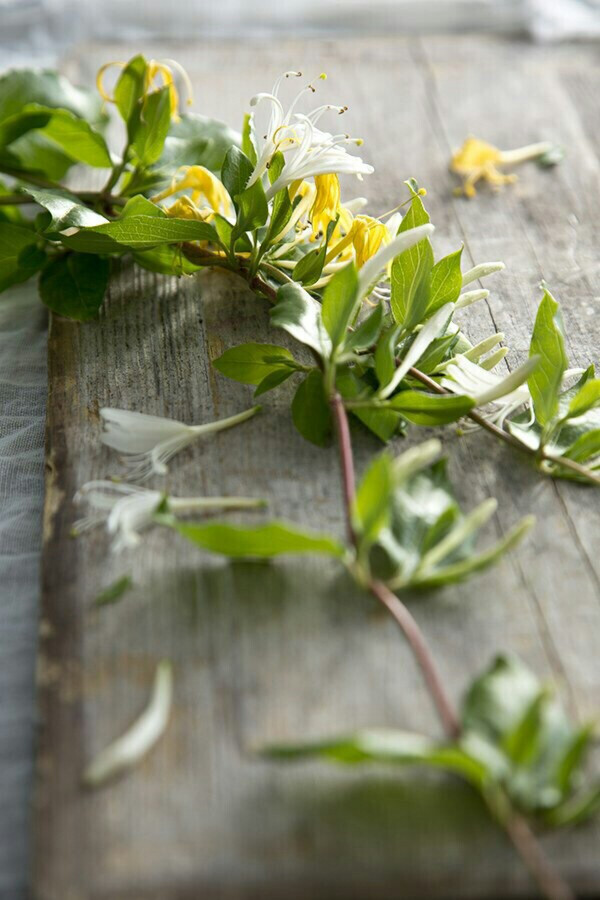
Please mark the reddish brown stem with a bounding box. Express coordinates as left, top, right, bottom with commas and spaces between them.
369, 578, 460, 739
504, 814, 575, 900
330, 392, 460, 739
330, 391, 357, 546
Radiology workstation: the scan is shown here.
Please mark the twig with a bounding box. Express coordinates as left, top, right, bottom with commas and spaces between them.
408, 366, 600, 487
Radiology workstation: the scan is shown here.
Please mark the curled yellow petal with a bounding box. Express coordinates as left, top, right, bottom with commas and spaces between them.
96, 61, 126, 103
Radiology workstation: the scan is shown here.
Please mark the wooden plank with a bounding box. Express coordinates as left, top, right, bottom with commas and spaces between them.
35, 37, 600, 899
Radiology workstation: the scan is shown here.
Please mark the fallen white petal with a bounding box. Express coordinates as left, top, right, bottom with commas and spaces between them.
83, 660, 173, 787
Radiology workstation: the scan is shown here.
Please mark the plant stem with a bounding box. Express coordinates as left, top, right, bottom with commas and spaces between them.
330, 391, 357, 547
329, 391, 460, 738
503, 812, 575, 900
369, 577, 461, 739
408, 366, 600, 487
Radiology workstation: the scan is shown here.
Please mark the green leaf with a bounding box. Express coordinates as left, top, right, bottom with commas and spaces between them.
428, 247, 463, 313
567, 378, 600, 419
374, 326, 400, 389
0, 222, 44, 291
291, 369, 332, 447
353, 452, 393, 544
170, 519, 345, 558
0, 68, 105, 125
234, 177, 268, 235
59, 215, 219, 253
241, 112, 258, 166
120, 194, 165, 218
132, 245, 202, 276
254, 367, 295, 398
528, 288, 568, 427
291, 218, 337, 287
336, 369, 402, 443
132, 86, 172, 167
114, 55, 147, 132
20, 185, 108, 231
213, 342, 297, 385
221, 145, 254, 203
563, 429, 600, 463
321, 262, 359, 351
39, 253, 110, 321
95, 575, 133, 607
387, 390, 474, 426
390, 194, 433, 329
271, 282, 331, 356
0, 68, 105, 180
15, 105, 112, 167
411, 517, 533, 589
345, 303, 384, 352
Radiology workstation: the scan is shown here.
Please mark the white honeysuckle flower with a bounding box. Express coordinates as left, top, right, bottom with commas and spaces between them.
357, 223, 435, 301
100, 405, 260, 481
441, 355, 536, 429
73, 481, 265, 552
265, 116, 374, 201
248, 71, 373, 195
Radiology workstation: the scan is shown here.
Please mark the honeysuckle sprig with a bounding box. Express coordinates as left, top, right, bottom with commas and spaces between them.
100, 405, 261, 481
73, 480, 266, 551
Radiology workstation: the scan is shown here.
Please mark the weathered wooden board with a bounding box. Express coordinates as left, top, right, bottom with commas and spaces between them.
35, 37, 600, 899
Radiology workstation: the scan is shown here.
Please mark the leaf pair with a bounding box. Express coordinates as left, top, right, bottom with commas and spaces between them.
391, 190, 463, 330
353, 446, 532, 589
508, 288, 600, 480
264, 654, 600, 828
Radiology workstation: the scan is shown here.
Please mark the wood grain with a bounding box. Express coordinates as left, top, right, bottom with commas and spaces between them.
35, 37, 600, 899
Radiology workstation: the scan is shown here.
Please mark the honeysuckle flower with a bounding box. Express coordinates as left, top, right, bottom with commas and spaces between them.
441, 355, 537, 428
327, 214, 390, 269
246, 71, 373, 198
309, 173, 341, 239
265, 115, 374, 201
152, 166, 233, 218
451, 136, 554, 198
73, 481, 265, 552
163, 196, 208, 221
96, 58, 193, 121
100, 405, 260, 481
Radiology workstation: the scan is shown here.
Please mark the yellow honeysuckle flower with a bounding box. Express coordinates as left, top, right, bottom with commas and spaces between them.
164, 196, 209, 221
451, 136, 554, 198
152, 166, 232, 218
96, 58, 193, 122
325, 213, 389, 268
351, 215, 390, 268
310, 174, 340, 239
